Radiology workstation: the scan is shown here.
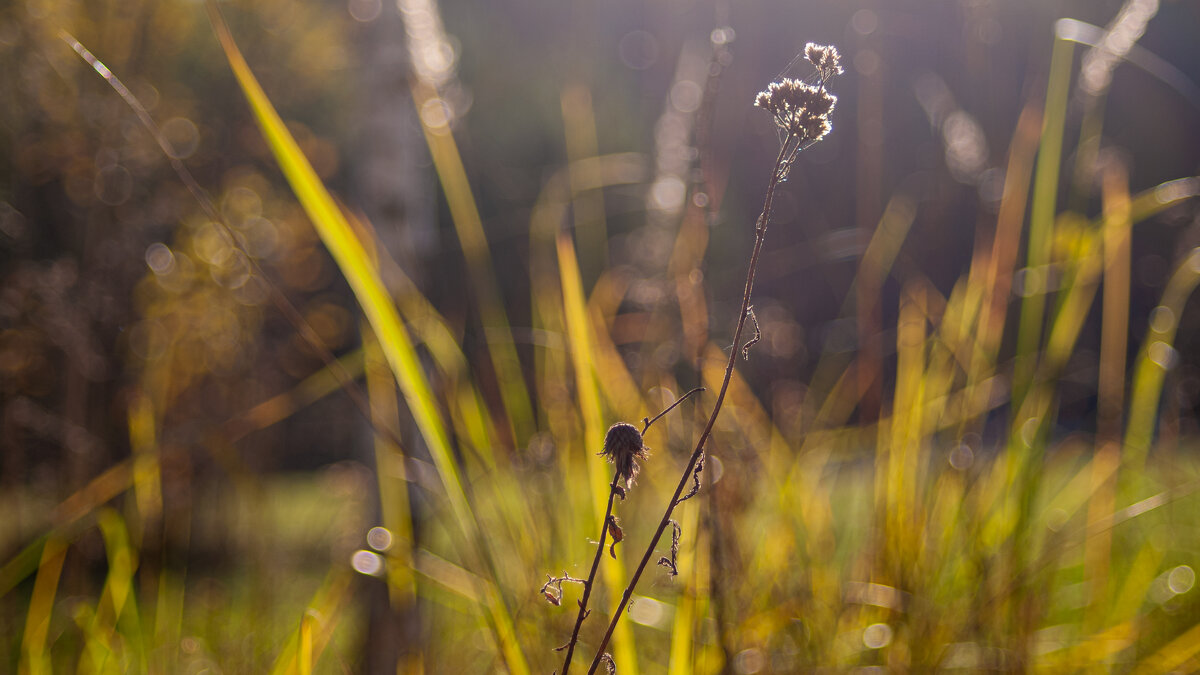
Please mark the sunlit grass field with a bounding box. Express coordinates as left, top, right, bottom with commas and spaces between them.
4, 0, 1200, 673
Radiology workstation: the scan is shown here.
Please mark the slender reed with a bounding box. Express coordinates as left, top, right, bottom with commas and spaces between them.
585, 44, 843, 673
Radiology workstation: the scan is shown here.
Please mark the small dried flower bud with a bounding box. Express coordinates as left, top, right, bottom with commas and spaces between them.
601, 422, 650, 488
804, 42, 843, 78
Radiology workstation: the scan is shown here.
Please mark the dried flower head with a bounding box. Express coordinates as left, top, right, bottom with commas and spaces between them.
804, 42, 843, 79
754, 78, 838, 143
601, 422, 649, 488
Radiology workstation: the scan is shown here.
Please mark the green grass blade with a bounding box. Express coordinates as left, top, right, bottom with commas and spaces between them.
1014, 35, 1074, 407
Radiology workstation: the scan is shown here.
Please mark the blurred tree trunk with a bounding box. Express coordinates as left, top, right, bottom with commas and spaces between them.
348, 4, 435, 673
349, 2, 438, 288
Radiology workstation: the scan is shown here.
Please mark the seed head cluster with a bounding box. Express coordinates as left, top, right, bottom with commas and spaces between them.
601, 422, 649, 488
754, 43, 841, 144
805, 42, 844, 79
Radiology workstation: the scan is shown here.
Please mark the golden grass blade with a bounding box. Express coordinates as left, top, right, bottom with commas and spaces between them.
411, 78, 535, 446
127, 390, 162, 547
1086, 159, 1132, 626
586, 273, 647, 427
269, 572, 352, 675
207, 7, 528, 672
19, 537, 67, 675
364, 325, 419, 611
299, 611, 314, 675
95, 509, 136, 630
561, 84, 609, 278
1132, 621, 1200, 675
975, 103, 1043, 364
0, 460, 132, 598
344, 207, 502, 470
555, 227, 639, 673
207, 2, 460, 528
1108, 542, 1163, 626
223, 348, 366, 442
666, 502, 700, 675
807, 193, 917, 417
1125, 248, 1200, 471
1128, 176, 1200, 222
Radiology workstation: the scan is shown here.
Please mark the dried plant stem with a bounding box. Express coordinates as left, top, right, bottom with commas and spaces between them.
560, 387, 704, 675
559, 470, 621, 673
586, 136, 799, 674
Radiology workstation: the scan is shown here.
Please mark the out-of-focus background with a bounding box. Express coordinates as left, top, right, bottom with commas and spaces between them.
3, 0, 1200, 672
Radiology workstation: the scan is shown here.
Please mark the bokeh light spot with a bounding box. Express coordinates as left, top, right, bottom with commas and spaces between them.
651, 176, 685, 211
733, 648, 765, 674
1150, 305, 1175, 334
419, 97, 451, 130
949, 444, 974, 471
863, 622, 893, 649
351, 550, 384, 576
851, 9, 879, 36
618, 30, 658, 70
709, 27, 735, 45
669, 80, 703, 113
1149, 341, 1178, 370
1168, 565, 1195, 594
145, 243, 176, 275
94, 165, 133, 206
348, 0, 382, 22
627, 595, 668, 628
367, 526, 393, 552
162, 117, 200, 159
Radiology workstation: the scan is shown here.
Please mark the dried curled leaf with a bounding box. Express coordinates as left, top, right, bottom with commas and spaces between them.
540, 572, 586, 607
600, 653, 617, 674
657, 520, 682, 577
612, 484, 627, 501
676, 455, 705, 504
741, 306, 760, 360
607, 515, 624, 559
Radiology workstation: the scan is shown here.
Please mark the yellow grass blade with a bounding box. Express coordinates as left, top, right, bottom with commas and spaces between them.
298, 611, 314, 675
1132, 621, 1200, 675
0, 460, 132, 598
666, 502, 700, 675
223, 348, 365, 442
95, 509, 136, 630
19, 537, 67, 675
269, 572, 353, 675
364, 325, 419, 611
127, 389, 162, 548
1125, 249, 1200, 471
556, 227, 639, 673
207, 7, 528, 672
411, 79, 535, 445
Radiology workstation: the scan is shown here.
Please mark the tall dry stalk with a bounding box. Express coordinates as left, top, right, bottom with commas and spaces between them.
551, 43, 845, 674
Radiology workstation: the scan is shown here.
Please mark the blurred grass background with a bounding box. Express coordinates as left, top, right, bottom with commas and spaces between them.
3, 0, 1200, 672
